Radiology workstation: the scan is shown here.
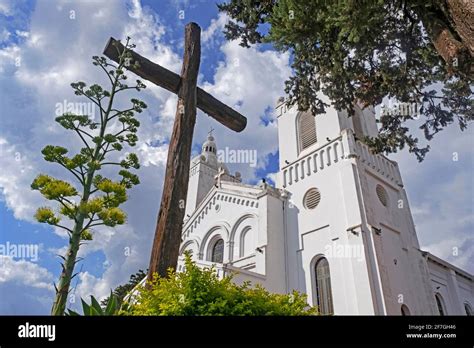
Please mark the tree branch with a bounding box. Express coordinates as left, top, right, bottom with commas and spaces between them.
52, 223, 73, 234
56, 161, 85, 186
73, 127, 92, 153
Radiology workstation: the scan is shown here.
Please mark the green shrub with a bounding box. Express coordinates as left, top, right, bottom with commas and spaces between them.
124, 255, 317, 316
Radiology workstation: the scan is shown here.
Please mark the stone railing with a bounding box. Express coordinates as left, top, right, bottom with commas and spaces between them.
355, 140, 402, 186
282, 136, 345, 188
177, 257, 266, 283
281, 129, 403, 188
177, 258, 229, 278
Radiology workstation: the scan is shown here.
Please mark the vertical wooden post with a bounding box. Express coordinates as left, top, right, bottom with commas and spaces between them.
148, 23, 201, 281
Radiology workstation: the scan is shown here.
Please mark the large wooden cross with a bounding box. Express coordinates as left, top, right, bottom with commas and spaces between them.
103, 23, 246, 281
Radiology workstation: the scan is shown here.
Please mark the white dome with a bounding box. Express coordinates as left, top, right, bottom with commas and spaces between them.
202, 134, 217, 155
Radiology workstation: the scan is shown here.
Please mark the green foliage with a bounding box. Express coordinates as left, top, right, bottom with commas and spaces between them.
218, 0, 473, 161
101, 269, 147, 308
32, 37, 147, 316
120, 153, 140, 169
56, 113, 99, 130
34, 207, 60, 225
80, 229, 93, 241
98, 207, 126, 227
66, 292, 120, 316
124, 255, 316, 316
119, 170, 140, 188
31, 174, 78, 199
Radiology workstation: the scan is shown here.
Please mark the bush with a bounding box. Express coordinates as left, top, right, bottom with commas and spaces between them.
124, 254, 317, 316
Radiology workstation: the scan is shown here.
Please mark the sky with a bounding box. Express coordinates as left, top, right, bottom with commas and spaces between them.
0, 0, 472, 315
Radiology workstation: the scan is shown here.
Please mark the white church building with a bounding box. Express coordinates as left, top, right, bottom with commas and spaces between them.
176, 96, 473, 315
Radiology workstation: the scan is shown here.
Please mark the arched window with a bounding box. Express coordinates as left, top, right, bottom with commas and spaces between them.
314, 257, 334, 315
464, 302, 472, 316
239, 227, 253, 258
435, 293, 446, 316
401, 304, 411, 316
297, 111, 317, 152
211, 239, 224, 263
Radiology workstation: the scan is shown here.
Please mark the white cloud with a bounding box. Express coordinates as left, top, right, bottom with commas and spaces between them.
0, 256, 54, 290
15, 30, 29, 38
266, 171, 278, 185
137, 142, 169, 167
0, 137, 40, 221
198, 40, 291, 179
0, 256, 54, 314
0, 0, 13, 16
0, 28, 10, 42
201, 12, 228, 44
0, 44, 19, 73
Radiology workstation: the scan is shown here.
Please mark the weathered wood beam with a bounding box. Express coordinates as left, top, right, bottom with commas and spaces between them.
103, 37, 247, 132
147, 23, 201, 280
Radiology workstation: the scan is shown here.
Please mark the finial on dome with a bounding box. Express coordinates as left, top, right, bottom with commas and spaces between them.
207, 127, 215, 141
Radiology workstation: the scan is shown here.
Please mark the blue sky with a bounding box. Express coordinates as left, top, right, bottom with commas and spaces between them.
0, 0, 472, 315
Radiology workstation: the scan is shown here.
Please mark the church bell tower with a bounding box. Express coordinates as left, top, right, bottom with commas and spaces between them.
185, 133, 221, 218
184, 132, 240, 219
275, 95, 437, 315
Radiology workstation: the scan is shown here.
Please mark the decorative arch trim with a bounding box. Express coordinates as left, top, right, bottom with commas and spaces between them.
239, 226, 252, 258
179, 238, 200, 255
199, 224, 230, 260
229, 213, 258, 242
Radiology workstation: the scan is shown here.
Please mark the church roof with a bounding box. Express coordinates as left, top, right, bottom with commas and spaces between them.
183, 179, 283, 231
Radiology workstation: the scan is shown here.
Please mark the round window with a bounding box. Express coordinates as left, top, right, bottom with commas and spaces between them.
376, 184, 388, 207
303, 188, 321, 210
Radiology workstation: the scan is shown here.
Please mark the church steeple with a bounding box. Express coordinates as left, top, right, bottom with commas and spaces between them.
184, 131, 242, 219
184, 131, 223, 219
201, 130, 218, 167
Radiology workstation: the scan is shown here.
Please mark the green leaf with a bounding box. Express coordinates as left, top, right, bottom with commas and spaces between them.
66, 309, 80, 316
89, 305, 102, 316
90, 295, 104, 315
81, 298, 91, 316
105, 292, 118, 315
